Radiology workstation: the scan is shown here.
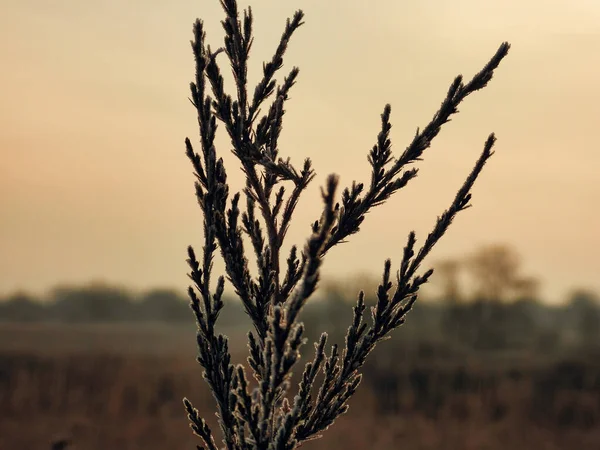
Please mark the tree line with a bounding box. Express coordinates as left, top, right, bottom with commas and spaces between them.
0, 244, 598, 352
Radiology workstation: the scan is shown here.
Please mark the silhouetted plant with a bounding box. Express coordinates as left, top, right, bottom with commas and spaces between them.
180, 1, 510, 448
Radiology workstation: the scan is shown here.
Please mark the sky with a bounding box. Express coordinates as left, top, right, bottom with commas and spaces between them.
1, 0, 599, 304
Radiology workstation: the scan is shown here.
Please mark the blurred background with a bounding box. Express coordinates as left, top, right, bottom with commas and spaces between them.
1, 0, 599, 449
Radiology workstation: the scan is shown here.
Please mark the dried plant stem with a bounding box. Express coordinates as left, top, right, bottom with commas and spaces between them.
180, 2, 510, 449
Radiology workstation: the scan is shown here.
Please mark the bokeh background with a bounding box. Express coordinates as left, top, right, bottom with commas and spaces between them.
1, 1, 599, 449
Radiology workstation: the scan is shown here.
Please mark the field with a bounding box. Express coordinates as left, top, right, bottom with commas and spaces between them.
1, 323, 599, 450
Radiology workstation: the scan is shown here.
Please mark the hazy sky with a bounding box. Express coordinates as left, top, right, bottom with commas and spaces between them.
1, 0, 599, 303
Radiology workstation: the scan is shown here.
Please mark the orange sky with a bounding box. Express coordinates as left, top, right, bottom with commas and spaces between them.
1, 0, 599, 303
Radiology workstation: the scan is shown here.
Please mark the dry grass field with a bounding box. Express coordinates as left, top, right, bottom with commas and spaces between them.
1, 323, 599, 450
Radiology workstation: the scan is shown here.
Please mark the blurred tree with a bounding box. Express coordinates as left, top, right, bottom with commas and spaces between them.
0, 291, 45, 322
50, 282, 135, 322
566, 289, 600, 346
435, 258, 469, 345
435, 258, 463, 304
438, 244, 541, 350
466, 244, 522, 302
139, 288, 189, 322
512, 276, 540, 301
